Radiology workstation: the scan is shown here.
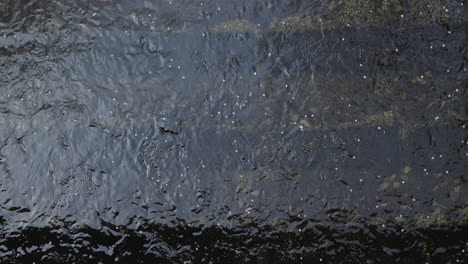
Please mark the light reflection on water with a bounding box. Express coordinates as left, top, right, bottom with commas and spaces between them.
0, 0, 467, 262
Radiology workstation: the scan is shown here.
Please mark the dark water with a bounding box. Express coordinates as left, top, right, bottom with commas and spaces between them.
0, 0, 467, 263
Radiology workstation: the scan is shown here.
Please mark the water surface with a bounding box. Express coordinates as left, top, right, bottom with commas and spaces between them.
0, 0, 467, 263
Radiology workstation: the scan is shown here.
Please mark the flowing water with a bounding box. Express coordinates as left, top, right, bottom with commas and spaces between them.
0, 0, 467, 263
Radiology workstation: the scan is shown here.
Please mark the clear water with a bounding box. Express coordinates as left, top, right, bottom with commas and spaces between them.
0, 0, 467, 263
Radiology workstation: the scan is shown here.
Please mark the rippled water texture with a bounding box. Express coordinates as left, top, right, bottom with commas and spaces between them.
0, 0, 467, 263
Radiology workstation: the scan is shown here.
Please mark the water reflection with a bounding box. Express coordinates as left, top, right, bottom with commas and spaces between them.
0, 0, 467, 262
